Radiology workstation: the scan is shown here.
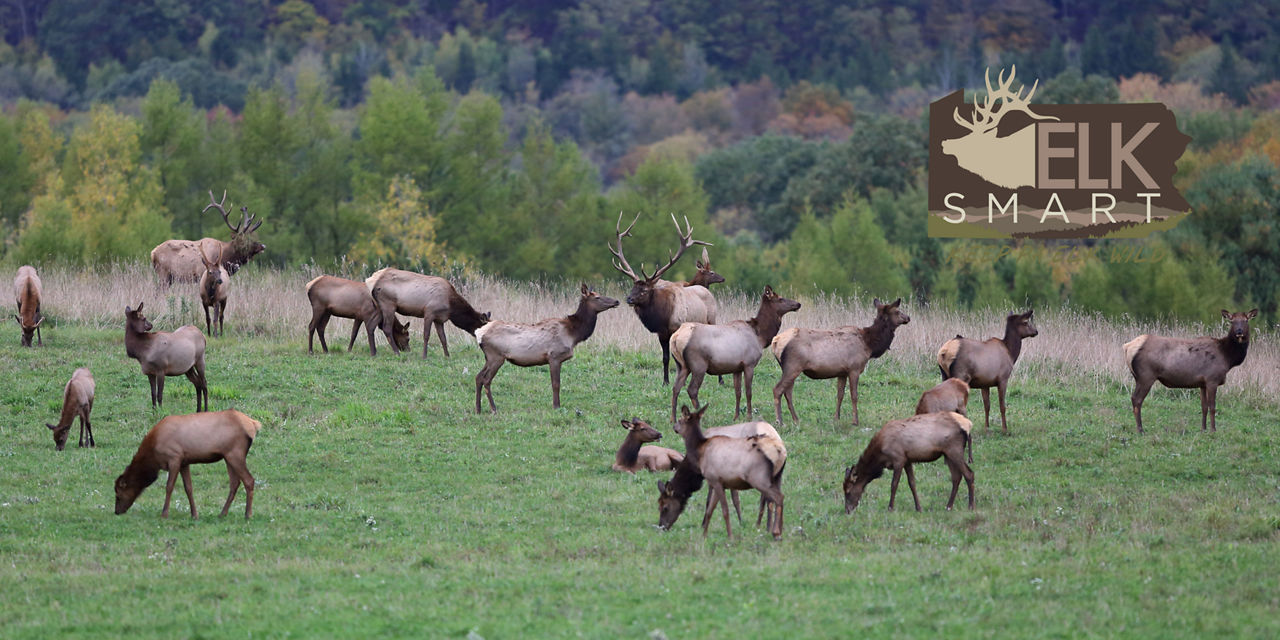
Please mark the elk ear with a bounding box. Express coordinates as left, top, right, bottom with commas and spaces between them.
656, 480, 666, 493
136, 301, 144, 312
873, 297, 883, 308
680, 405, 692, 419
46, 423, 58, 431
701, 247, 710, 265
580, 283, 589, 296
763, 285, 775, 297
1246, 309, 1259, 319
1221, 309, 1231, 320
891, 297, 902, 308
620, 419, 631, 429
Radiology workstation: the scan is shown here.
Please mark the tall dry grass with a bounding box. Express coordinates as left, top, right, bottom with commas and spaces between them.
5, 261, 1277, 405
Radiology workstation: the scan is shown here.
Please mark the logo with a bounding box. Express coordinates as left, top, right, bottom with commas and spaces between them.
928, 66, 1190, 239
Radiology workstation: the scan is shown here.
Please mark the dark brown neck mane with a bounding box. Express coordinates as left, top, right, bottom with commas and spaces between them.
1001, 319, 1025, 364
862, 313, 901, 358
666, 457, 705, 501
748, 299, 787, 349
124, 326, 151, 360
1217, 334, 1250, 368
566, 298, 602, 345
448, 290, 487, 335
616, 431, 645, 468
853, 437, 887, 484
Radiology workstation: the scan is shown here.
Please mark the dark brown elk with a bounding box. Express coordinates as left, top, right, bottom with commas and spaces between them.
771, 298, 910, 426
365, 268, 490, 358
124, 303, 209, 412
669, 286, 801, 422
1124, 309, 1258, 433
47, 367, 94, 450
613, 418, 684, 472
199, 245, 228, 337
609, 213, 717, 384
13, 265, 43, 347
843, 412, 974, 514
151, 190, 265, 285
305, 275, 409, 355
936, 310, 1038, 433
114, 409, 261, 519
474, 284, 619, 412
685, 247, 725, 288
916, 378, 972, 462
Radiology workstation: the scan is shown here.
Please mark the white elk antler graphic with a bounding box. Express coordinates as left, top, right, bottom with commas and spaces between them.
942, 66, 1058, 189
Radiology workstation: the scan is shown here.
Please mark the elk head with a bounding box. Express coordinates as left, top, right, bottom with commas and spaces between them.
691, 247, 724, 286
941, 66, 1059, 189
204, 190, 265, 275
114, 470, 155, 515
1222, 309, 1259, 343
656, 478, 686, 531
46, 422, 69, 451
201, 245, 224, 296
580, 283, 620, 312
874, 297, 910, 327
1008, 309, 1038, 339
622, 418, 662, 444
842, 466, 865, 514
609, 212, 712, 307
391, 317, 411, 351
124, 302, 153, 334
15, 313, 42, 347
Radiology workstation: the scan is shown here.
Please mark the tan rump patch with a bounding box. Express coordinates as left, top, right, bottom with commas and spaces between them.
241, 416, 262, 440
937, 338, 962, 374
305, 275, 324, 293
1122, 335, 1149, 374
948, 412, 973, 434
770, 328, 799, 363
669, 323, 697, 369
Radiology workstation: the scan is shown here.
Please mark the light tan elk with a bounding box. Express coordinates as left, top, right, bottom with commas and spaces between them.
365, 268, 490, 358
916, 378, 972, 462
609, 213, 717, 384
613, 418, 684, 473
771, 298, 910, 426
47, 368, 95, 450
1124, 309, 1258, 433
843, 412, 974, 514
941, 65, 1058, 189
114, 409, 261, 519
13, 265, 44, 347
679, 419, 787, 527
124, 303, 209, 412
151, 190, 265, 285
306, 275, 409, 356
936, 310, 1038, 433
670, 285, 800, 422
199, 245, 228, 337
474, 284, 619, 413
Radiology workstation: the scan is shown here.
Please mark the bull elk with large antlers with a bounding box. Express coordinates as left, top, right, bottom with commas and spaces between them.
150, 190, 266, 285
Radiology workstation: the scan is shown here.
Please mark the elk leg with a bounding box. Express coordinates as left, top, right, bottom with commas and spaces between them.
217, 300, 226, 336
1131, 377, 1153, 434
1206, 384, 1219, 432
730, 489, 742, 525
834, 375, 846, 421
743, 366, 755, 418
421, 319, 432, 359
435, 321, 450, 358
204, 304, 213, 336
224, 454, 255, 518
849, 373, 860, 426
701, 483, 721, 535
221, 463, 241, 517
659, 333, 672, 385
476, 351, 504, 413
364, 318, 377, 356
549, 358, 563, 409
732, 372, 742, 420
346, 317, 361, 351
755, 493, 767, 527
180, 465, 198, 519
904, 463, 922, 512
85, 400, 94, 447
761, 486, 784, 539
981, 388, 991, 431
997, 380, 1009, 433
378, 303, 401, 355
185, 370, 203, 413
720, 486, 733, 540
36, 323, 42, 346
945, 459, 961, 510
670, 367, 691, 422
687, 372, 706, 415
161, 462, 181, 518
308, 310, 327, 353
888, 465, 903, 511
156, 375, 166, 408
772, 374, 791, 425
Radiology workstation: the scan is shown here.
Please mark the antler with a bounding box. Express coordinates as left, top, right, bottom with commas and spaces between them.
204, 190, 238, 233
240, 205, 262, 233
203, 190, 262, 234
648, 214, 711, 281
952, 66, 1057, 135
608, 212, 642, 281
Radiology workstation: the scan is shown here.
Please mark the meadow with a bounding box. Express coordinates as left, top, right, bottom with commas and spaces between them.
1, 265, 1278, 638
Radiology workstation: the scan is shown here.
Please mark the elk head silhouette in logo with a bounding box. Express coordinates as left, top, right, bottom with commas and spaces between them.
942, 66, 1058, 189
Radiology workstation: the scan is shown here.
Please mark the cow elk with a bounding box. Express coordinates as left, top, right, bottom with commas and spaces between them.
199, 245, 228, 337
13, 265, 44, 347
679, 419, 787, 527
916, 378, 972, 462
114, 409, 261, 519
474, 284, 618, 412
843, 412, 974, 514
151, 190, 266, 285
47, 368, 95, 451
1124, 309, 1258, 433
613, 418, 684, 473
124, 303, 209, 413
771, 298, 910, 426
365, 268, 490, 358
306, 275, 409, 355
936, 310, 1038, 433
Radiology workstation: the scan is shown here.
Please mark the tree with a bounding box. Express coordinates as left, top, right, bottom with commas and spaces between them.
0, 113, 34, 231
604, 154, 715, 283
784, 197, 910, 298
348, 176, 444, 267
139, 79, 203, 238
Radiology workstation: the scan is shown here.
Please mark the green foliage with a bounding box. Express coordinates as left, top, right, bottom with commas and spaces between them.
347, 175, 443, 266
604, 154, 715, 282
0, 113, 33, 231
1036, 68, 1119, 104
139, 80, 204, 238
784, 197, 910, 299
696, 134, 820, 242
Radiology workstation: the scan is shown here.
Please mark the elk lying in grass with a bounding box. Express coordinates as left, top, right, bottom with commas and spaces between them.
199, 245, 228, 337
47, 368, 95, 450
610, 213, 718, 384
843, 412, 974, 513
680, 419, 787, 527
475, 284, 619, 412
936, 310, 1038, 433
124, 303, 209, 413
306, 275, 409, 355
916, 378, 972, 462
114, 409, 261, 519
1124, 309, 1258, 433
151, 190, 265, 285
670, 286, 800, 422
365, 268, 490, 358
771, 298, 910, 426
613, 418, 684, 472
13, 265, 43, 347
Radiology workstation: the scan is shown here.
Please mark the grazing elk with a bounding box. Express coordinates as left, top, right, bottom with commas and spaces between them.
47, 368, 95, 450
114, 409, 261, 519
679, 419, 788, 527
669, 285, 801, 422
199, 245, 228, 337
613, 418, 684, 473
609, 213, 718, 384
1124, 309, 1258, 433
306, 275, 409, 356
936, 310, 1038, 433
13, 265, 44, 347
843, 412, 974, 514
124, 303, 209, 413
151, 190, 266, 285
771, 298, 910, 426
365, 268, 490, 358
474, 284, 619, 412
916, 378, 972, 462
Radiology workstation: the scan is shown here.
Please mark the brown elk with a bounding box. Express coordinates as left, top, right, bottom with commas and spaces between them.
669, 285, 801, 422
199, 245, 228, 337
46, 367, 95, 451
1124, 309, 1258, 433
916, 378, 972, 462
613, 418, 684, 472
771, 298, 910, 426
124, 303, 209, 413
679, 419, 787, 527
365, 268, 491, 358
609, 213, 718, 384
13, 265, 43, 347
936, 310, 1038, 433
474, 284, 619, 413
306, 275, 409, 356
150, 190, 266, 285
114, 409, 260, 519
843, 412, 974, 514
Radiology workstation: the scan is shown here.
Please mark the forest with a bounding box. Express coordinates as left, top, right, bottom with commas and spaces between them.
1, 0, 1278, 322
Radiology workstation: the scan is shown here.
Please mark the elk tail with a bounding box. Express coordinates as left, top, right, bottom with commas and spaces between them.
770, 328, 798, 364
669, 323, 695, 370
937, 338, 962, 380
1122, 335, 1148, 375
305, 275, 323, 295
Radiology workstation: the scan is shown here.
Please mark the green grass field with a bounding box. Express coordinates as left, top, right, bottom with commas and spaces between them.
2, 325, 1277, 638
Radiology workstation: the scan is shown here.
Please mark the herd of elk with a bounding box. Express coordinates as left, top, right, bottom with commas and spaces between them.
199, 245, 229, 337
124, 303, 209, 413
936, 310, 1038, 433
151, 190, 266, 286
612, 418, 684, 473
365, 268, 491, 358
843, 411, 975, 514
306, 275, 410, 355
13, 265, 44, 347
47, 368, 95, 451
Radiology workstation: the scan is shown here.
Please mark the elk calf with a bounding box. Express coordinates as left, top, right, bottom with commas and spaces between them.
1125, 309, 1258, 433
13, 265, 44, 347
114, 409, 260, 519
613, 418, 684, 472
936, 310, 1037, 433
199, 246, 229, 337
124, 303, 209, 413
47, 368, 95, 450
306, 275, 409, 355
365, 268, 490, 358
916, 378, 971, 462
843, 412, 974, 514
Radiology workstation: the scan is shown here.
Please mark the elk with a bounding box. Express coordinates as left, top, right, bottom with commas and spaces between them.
916, 378, 972, 462
474, 284, 619, 413
609, 213, 717, 384
114, 409, 260, 519
941, 65, 1058, 189
13, 265, 44, 347
669, 285, 801, 422
46, 367, 94, 451
1124, 309, 1258, 433
306, 275, 409, 356
150, 190, 266, 285
365, 268, 491, 358
680, 419, 787, 527
843, 412, 974, 514
199, 245, 228, 337
613, 418, 684, 473
771, 298, 910, 426
124, 303, 209, 413
936, 310, 1038, 433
